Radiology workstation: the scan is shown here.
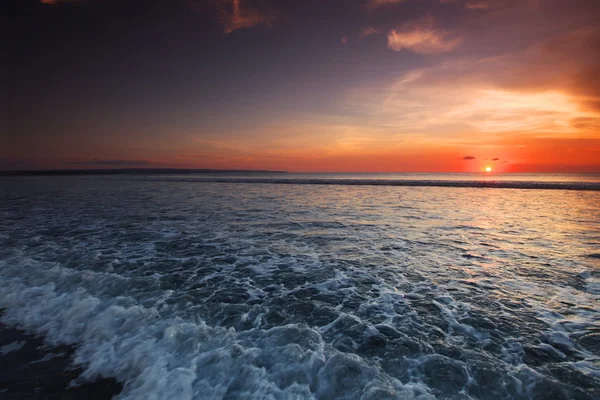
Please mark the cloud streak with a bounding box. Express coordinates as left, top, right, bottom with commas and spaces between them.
217, 0, 273, 33
360, 26, 382, 38
387, 20, 462, 53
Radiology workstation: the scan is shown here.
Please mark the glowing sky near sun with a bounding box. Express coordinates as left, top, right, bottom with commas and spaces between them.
3, 0, 600, 172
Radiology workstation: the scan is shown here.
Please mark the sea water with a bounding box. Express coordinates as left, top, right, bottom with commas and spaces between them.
1, 174, 599, 399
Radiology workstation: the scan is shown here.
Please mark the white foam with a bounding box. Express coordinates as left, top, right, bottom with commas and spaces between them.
31, 352, 65, 364
0, 340, 25, 355
0, 261, 433, 400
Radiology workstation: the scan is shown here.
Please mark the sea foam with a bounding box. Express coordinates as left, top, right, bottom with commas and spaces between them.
0, 258, 432, 400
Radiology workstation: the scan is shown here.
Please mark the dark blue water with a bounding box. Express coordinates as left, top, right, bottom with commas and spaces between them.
1, 175, 599, 399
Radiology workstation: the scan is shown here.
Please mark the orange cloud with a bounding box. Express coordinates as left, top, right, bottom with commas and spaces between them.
217, 0, 273, 33
360, 26, 382, 37
449, 89, 598, 134
340, 41, 600, 171
387, 20, 462, 53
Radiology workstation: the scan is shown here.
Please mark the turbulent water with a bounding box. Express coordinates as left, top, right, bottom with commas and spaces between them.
1, 175, 599, 399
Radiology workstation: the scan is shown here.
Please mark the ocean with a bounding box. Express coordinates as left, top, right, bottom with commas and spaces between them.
1, 173, 599, 399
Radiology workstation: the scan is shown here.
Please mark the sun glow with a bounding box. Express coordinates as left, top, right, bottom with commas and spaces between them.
485, 166, 492, 172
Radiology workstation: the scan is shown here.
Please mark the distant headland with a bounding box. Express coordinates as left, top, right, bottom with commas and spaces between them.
0, 169, 289, 176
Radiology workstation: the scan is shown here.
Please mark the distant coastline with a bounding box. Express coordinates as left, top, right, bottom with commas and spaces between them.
0, 168, 289, 176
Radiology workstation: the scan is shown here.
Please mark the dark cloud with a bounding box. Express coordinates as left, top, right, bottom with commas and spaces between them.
463, 156, 476, 160
63, 159, 150, 165
492, 157, 500, 160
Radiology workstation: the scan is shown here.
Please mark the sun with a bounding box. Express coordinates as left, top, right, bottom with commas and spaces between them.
484, 166, 492, 172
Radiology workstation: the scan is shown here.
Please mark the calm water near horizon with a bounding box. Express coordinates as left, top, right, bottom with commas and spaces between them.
104, 172, 600, 191
1, 174, 599, 399
126, 172, 600, 182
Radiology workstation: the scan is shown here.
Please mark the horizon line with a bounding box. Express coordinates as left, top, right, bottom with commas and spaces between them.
2, 168, 600, 176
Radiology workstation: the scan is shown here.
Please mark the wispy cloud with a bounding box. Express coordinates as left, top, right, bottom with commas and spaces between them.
217, 0, 274, 33
360, 26, 382, 38
447, 90, 594, 134
344, 50, 600, 141
463, 156, 476, 160
387, 19, 462, 53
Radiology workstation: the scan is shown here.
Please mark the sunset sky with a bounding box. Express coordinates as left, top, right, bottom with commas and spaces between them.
3, 0, 600, 172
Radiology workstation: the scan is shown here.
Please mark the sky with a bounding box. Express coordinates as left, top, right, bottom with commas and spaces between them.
3, 0, 600, 172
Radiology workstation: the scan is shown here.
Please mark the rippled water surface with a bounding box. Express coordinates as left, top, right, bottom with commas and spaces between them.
1, 176, 599, 399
